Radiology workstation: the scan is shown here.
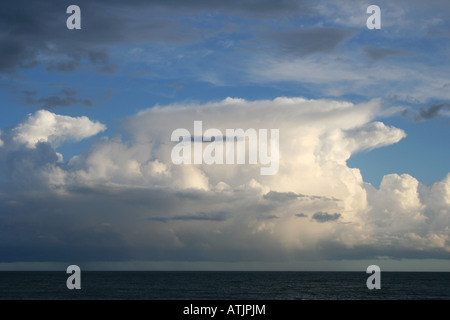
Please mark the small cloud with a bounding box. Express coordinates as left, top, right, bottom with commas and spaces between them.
263, 191, 339, 203
98, 64, 118, 74
363, 46, 409, 61
414, 102, 450, 121
146, 211, 228, 222
295, 213, 308, 218
46, 59, 80, 72
21, 88, 93, 109
88, 50, 110, 65
257, 215, 280, 220
266, 27, 353, 57
263, 191, 306, 201
312, 212, 341, 223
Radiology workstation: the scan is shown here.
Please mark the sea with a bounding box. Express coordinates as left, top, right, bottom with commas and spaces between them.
0, 271, 449, 300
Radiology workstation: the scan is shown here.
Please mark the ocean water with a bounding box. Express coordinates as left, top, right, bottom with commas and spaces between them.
0, 271, 449, 300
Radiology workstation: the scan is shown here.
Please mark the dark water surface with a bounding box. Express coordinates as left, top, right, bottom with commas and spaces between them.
0, 271, 449, 300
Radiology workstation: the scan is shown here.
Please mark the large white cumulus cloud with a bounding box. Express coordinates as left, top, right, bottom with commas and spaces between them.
63, 97, 407, 225
0, 98, 448, 265
67, 98, 405, 192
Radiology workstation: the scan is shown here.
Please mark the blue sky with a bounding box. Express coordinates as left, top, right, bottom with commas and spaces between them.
0, 0, 449, 271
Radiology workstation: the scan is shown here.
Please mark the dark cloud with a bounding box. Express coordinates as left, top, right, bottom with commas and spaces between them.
263, 191, 338, 202
0, 245, 132, 263
45, 59, 80, 72
146, 211, 228, 222
98, 64, 118, 74
21, 88, 93, 109
0, 142, 59, 189
414, 102, 450, 121
257, 215, 279, 220
0, 39, 37, 73
0, 175, 448, 263
362, 46, 408, 61
88, 50, 109, 65
90, 0, 314, 16
295, 213, 308, 218
312, 212, 341, 223
263, 190, 307, 201
0, 0, 314, 75
0, 1, 173, 74
266, 27, 353, 58
0, 185, 268, 263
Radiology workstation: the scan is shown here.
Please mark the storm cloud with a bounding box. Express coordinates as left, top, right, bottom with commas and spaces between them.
0, 97, 448, 266
0, 1, 449, 271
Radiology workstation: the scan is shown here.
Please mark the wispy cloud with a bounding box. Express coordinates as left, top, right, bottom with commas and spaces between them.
20, 88, 93, 109
146, 211, 228, 222
266, 27, 353, 58
362, 46, 409, 61
312, 212, 341, 223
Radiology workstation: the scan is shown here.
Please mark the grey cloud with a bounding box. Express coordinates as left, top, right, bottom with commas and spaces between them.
257, 215, 279, 220
263, 191, 307, 201
267, 27, 353, 57
363, 46, 408, 61
263, 191, 338, 202
0, 1, 179, 74
0, 142, 59, 189
21, 88, 93, 109
0, 194, 132, 262
0, 244, 132, 263
0, 39, 37, 73
0, 171, 448, 263
0, 0, 314, 75
98, 64, 118, 74
146, 211, 228, 222
46, 59, 80, 72
88, 50, 110, 64
95, 0, 314, 16
0, 185, 262, 262
295, 213, 308, 218
312, 212, 341, 223
401, 108, 411, 118
415, 102, 450, 121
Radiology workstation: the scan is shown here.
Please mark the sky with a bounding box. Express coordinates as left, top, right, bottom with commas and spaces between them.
0, 0, 449, 271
